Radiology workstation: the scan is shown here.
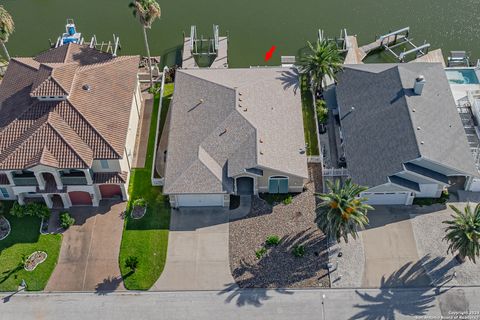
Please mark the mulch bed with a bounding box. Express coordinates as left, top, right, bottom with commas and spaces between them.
24, 251, 47, 271
0, 216, 11, 240
131, 206, 146, 219
229, 166, 330, 288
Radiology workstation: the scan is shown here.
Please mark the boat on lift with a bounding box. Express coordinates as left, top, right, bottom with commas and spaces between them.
56, 19, 83, 47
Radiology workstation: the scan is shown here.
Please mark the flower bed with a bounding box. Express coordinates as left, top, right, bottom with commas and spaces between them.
131, 206, 147, 219
0, 216, 11, 240
24, 251, 48, 272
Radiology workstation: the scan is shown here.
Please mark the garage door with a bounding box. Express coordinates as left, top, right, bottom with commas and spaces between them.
99, 184, 122, 199
177, 194, 224, 207
363, 192, 409, 205
69, 191, 92, 206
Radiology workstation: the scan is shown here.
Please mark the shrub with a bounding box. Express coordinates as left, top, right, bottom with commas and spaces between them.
265, 235, 281, 246
255, 247, 268, 259
133, 198, 147, 208
283, 195, 293, 205
125, 256, 139, 271
60, 212, 75, 229
292, 245, 306, 257
315, 99, 328, 124
10, 202, 51, 219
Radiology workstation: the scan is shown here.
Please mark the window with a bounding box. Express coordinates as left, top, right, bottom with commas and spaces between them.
0, 187, 8, 198
100, 159, 109, 169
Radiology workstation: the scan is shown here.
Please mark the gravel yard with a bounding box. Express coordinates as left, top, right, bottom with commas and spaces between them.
410, 204, 480, 286
229, 165, 329, 288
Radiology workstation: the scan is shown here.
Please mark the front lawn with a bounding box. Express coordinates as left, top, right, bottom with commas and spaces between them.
119, 85, 173, 290
0, 202, 61, 291
301, 75, 320, 156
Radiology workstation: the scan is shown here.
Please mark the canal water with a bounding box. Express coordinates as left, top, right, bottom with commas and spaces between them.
2, 0, 480, 67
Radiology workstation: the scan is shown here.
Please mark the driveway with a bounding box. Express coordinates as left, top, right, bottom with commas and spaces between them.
361, 206, 430, 288
45, 201, 126, 292
152, 207, 236, 291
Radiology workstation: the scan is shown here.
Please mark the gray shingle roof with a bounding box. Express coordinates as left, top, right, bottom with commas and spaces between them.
163, 68, 308, 194
336, 63, 478, 187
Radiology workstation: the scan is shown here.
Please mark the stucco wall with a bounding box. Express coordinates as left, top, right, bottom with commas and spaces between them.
255, 167, 307, 193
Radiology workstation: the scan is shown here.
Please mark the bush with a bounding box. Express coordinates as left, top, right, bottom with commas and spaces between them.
265, 235, 281, 246
59, 212, 75, 229
292, 245, 306, 257
125, 256, 139, 271
133, 198, 147, 208
315, 99, 328, 124
255, 247, 268, 259
283, 195, 293, 205
10, 202, 51, 219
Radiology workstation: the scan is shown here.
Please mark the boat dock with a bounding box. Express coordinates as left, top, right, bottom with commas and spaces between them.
411, 48, 446, 67
181, 25, 228, 69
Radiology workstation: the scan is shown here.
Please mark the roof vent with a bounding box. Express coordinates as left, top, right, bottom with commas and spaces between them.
199, 98, 204, 103
82, 84, 91, 91
417, 126, 421, 130
259, 138, 263, 143
420, 141, 425, 144
414, 75, 426, 95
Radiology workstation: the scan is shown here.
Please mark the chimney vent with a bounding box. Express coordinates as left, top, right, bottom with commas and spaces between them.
414, 75, 426, 95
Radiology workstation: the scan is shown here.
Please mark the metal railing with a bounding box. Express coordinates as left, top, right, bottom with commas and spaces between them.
322, 167, 350, 177
12, 177, 38, 186
61, 176, 87, 185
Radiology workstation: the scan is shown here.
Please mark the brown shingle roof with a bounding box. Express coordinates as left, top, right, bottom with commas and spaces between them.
0, 43, 140, 170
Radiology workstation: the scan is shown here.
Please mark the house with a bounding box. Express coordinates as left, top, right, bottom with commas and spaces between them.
0, 43, 141, 208
335, 62, 479, 205
162, 68, 308, 207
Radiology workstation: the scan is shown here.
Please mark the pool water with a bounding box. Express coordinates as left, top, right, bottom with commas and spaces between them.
446, 69, 480, 84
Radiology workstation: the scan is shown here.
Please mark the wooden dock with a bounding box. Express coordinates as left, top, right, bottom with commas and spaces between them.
343, 36, 365, 64
410, 48, 446, 67
210, 37, 228, 69
359, 35, 406, 56
181, 37, 198, 69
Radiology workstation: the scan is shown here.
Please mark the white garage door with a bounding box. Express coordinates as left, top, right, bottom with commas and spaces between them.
177, 194, 224, 207
363, 192, 409, 205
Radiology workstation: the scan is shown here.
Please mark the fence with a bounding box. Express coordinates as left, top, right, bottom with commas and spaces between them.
151, 66, 169, 186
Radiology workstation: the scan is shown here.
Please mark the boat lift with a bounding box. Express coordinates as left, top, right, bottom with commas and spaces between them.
318, 28, 349, 53
377, 27, 430, 62
188, 24, 220, 58
52, 19, 121, 56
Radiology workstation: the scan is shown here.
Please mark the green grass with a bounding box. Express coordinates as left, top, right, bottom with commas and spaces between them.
0, 202, 61, 291
301, 75, 320, 156
119, 84, 174, 290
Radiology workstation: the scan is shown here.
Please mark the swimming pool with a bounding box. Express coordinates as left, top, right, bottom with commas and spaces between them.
445, 68, 480, 84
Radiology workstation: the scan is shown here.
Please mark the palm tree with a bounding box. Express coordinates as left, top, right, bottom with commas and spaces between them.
299, 40, 343, 94
0, 5, 14, 61
129, 0, 161, 88
443, 203, 480, 263
315, 179, 372, 243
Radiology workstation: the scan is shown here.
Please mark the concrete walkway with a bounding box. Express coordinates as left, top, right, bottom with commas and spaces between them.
45, 201, 126, 292
151, 207, 234, 291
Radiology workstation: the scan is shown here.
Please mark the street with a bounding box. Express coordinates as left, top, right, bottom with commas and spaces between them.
1, 286, 480, 320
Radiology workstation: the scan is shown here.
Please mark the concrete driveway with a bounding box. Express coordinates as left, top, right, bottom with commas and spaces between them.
152, 207, 235, 291
45, 201, 126, 292
361, 206, 430, 288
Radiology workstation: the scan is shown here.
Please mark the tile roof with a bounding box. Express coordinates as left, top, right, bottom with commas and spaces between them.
0, 44, 140, 170
93, 171, 127, 184
164, 68, 308, 194
336, 63, 478, 187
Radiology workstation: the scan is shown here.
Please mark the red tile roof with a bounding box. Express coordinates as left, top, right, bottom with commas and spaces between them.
0, 44, 140, 170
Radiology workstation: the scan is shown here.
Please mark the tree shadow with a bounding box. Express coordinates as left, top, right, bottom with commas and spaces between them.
352, 255, 457, 320
221, 229, 328, 307
276, 69, 300, 94
94, 272, 131, 295
0, 264, 23, 285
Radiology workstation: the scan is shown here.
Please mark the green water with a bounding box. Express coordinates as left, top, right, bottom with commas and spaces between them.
2, 0, 480, 67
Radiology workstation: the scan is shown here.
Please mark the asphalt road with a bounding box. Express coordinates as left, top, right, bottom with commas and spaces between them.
2, 287, 480, 320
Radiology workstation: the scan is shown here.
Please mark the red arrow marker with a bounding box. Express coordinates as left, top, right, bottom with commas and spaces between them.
265, 46, 277, 62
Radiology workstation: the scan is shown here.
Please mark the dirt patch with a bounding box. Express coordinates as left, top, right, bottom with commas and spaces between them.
131, 206, 146, 219
229, 175, 329, 288
25, 251, 47, 271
